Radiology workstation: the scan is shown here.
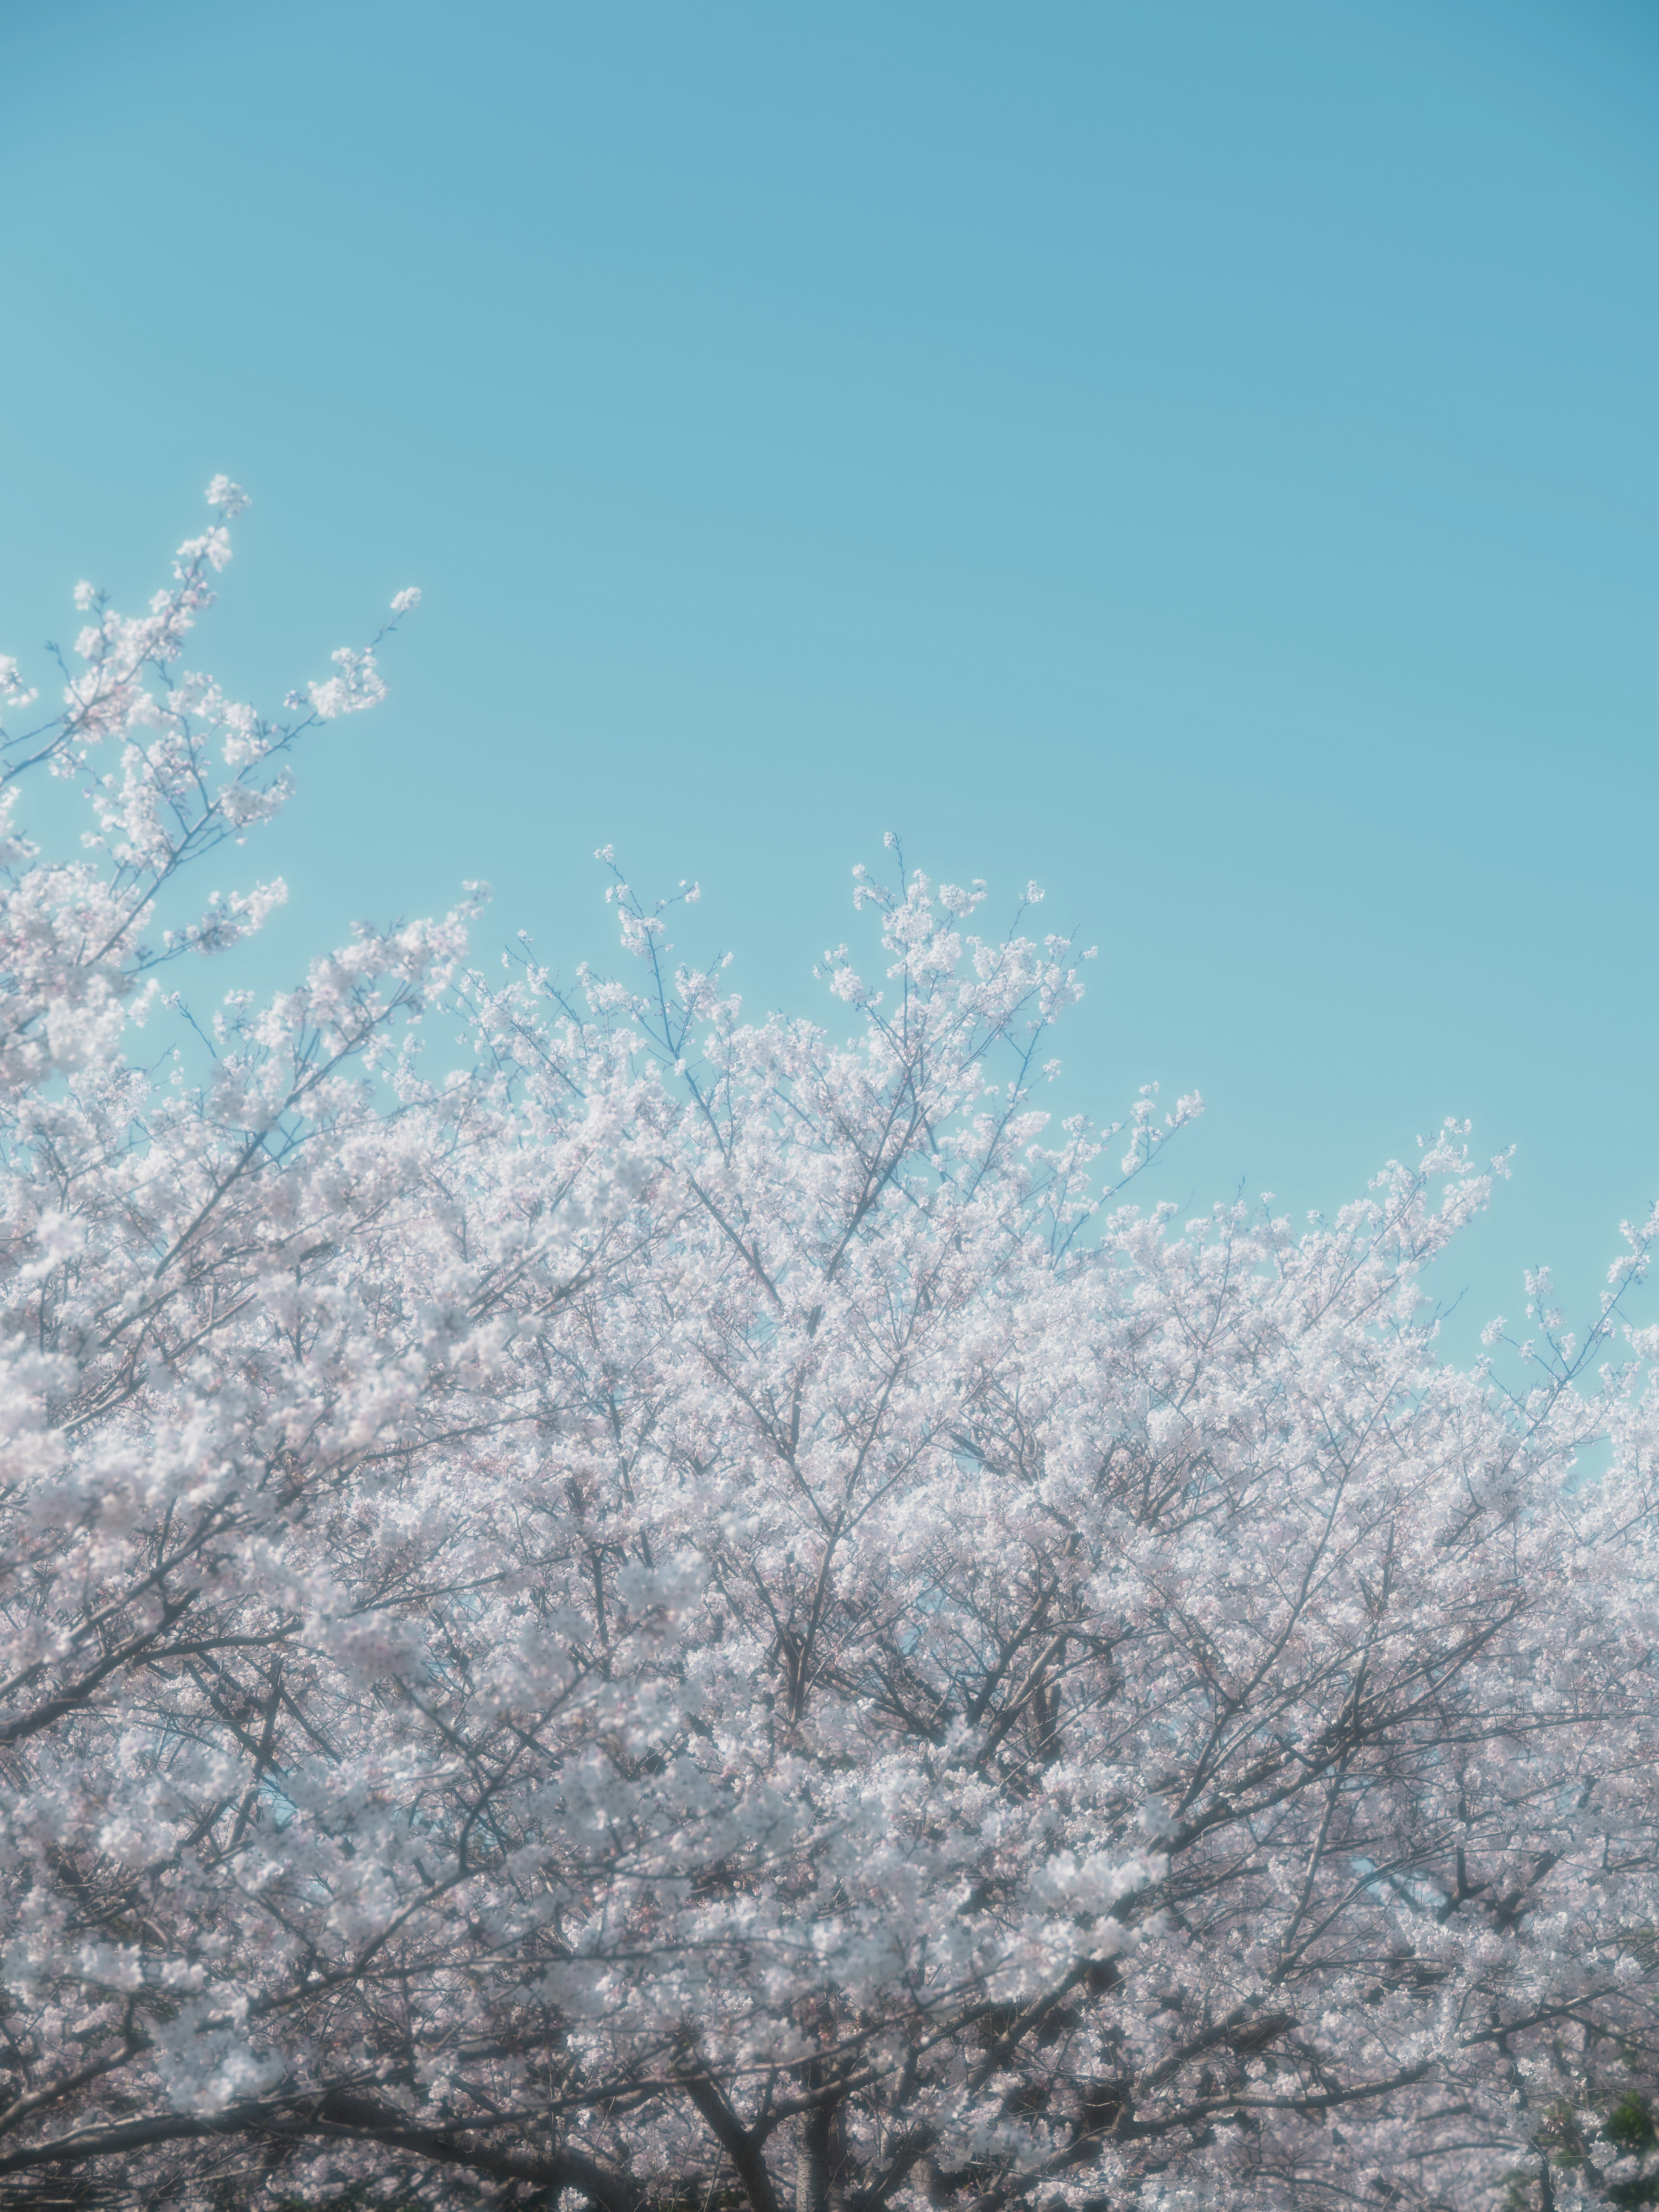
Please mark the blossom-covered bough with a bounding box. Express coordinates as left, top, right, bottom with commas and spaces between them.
0, 489, 1656, 2212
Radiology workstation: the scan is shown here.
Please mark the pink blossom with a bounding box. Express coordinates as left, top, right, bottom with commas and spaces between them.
0, 490, 1651, 2212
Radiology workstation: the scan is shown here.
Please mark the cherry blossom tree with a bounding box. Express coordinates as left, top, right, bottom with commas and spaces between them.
1, 488, 1658, 2212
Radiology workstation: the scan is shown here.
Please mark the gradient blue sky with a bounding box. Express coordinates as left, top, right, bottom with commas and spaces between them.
3, 0, 1657, 1348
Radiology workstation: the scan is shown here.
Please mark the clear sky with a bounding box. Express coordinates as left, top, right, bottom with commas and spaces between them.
3, 0, 1657, 1350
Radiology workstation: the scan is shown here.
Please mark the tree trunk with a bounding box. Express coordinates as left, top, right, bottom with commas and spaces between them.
795, 2097, 846, 2212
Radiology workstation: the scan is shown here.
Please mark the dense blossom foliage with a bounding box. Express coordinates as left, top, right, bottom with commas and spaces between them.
1, 490, 1659, 2212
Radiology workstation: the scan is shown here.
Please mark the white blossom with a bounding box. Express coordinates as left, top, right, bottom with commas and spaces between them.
0, 488, 1651, 2212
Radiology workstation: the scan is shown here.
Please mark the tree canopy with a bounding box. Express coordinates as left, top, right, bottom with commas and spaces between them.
1, 489, 1657, 2212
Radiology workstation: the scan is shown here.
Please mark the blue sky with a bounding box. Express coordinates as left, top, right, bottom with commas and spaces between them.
3, 0, 1657, 1349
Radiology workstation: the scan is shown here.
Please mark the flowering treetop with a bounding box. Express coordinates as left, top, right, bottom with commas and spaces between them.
0, 488, 1655, 2212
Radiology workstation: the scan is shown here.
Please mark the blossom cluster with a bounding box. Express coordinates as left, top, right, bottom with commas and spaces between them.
0, 490, 1653, 2212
